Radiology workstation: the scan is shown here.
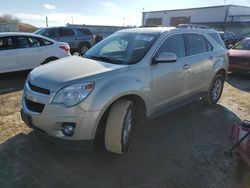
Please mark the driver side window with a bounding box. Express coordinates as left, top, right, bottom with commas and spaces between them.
157, 34, 186, 58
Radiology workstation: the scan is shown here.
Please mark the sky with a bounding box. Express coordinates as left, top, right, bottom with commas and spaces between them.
0, 0, 250, 27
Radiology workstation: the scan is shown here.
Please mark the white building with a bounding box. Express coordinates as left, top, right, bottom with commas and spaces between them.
142, 5, 250, 36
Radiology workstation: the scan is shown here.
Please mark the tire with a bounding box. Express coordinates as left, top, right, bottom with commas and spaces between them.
203, 74, 225, 105
105, 99, 135, 154
78, 43, 89, 55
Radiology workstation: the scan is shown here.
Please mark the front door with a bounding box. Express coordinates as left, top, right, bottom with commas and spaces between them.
0, 36, 19, 73
151, 34, 189, 112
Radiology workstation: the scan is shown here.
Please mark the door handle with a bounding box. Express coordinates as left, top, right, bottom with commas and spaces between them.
183, 64, 190, 69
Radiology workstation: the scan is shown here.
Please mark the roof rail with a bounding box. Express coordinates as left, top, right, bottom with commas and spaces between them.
177, 24, 210, 29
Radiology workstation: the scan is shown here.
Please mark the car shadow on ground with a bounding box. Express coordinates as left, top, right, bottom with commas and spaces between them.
0, 102, 248, 188
227, 73, 250, 92
0, 71, 29, 95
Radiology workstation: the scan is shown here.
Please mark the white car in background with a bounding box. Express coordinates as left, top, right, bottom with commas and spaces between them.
0, 32, 71, 73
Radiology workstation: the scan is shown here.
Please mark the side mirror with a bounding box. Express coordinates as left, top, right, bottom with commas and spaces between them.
153, 52, 177, 64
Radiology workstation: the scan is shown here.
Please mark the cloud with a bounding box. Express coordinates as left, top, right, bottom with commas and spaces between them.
43, 4, 56, 10
8, 10, 141, 28
101, 2, 116, 8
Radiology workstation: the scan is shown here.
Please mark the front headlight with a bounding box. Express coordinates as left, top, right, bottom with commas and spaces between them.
53, 82, 94, 107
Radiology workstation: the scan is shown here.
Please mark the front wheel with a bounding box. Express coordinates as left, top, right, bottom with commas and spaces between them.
203, 74, 225, 105
105, 99, 135, 154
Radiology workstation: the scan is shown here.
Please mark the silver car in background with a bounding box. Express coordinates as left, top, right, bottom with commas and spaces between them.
21, 27, 228, 154
0, 32, 71, 73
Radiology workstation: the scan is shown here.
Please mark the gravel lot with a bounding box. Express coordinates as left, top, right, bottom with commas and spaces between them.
0, 71, 249, 188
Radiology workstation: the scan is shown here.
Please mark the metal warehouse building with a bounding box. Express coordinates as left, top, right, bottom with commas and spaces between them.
0, 22, 19, 32
142, 5, 250, 36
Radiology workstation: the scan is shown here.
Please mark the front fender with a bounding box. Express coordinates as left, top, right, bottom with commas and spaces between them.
78, 71, 152, 114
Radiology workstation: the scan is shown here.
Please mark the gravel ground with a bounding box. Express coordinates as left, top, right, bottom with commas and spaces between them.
0, 71, 249, 188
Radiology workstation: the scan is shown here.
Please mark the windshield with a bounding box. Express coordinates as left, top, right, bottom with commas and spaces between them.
233, 39, 250, 50
84, 32, 160, 64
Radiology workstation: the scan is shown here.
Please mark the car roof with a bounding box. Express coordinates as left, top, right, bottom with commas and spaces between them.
0, 32, 45, 37
0, 32, 56, 42
117, 27, 218, 35
37, 26, 89, 29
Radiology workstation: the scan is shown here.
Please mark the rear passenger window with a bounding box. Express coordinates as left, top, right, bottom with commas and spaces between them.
28, 37, 40, 47
59, 28, 75, 36
48, 29, 59, 37
78, 28, 92, 35
157, 34, 186, 58
0, 37, 16, 50
186, 34, 208, 55
17, 37, 31, 48
206, 41, 213, 51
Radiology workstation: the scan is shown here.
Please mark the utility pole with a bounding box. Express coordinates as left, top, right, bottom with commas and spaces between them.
46, 16, 48, 27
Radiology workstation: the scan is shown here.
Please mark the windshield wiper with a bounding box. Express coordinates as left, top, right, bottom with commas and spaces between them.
86, 55, 126, 64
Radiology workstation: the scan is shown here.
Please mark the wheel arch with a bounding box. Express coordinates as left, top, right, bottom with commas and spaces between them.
41, 56, 59, 65
215, 68, 227, 80
94, 94, 147, 143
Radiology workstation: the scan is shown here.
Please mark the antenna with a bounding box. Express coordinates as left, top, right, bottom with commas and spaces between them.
46, 16, 48, 27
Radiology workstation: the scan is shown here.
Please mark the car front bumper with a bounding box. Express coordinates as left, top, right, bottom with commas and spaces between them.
21, 82, 101, 141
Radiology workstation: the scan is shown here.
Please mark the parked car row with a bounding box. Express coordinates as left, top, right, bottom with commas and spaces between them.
0, 26, 107, 74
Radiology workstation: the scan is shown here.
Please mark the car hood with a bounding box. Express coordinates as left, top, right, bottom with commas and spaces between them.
229, 49, 250, 58
28, 56, 128, 92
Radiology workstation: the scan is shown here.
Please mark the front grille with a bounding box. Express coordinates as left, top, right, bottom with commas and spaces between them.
25, 98, 45, 113
28, 81, 50, 95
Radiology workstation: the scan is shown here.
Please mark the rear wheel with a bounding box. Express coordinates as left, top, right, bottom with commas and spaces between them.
78, 43, 89, 55
105, 99, 135, 154
203, 74, 225, 105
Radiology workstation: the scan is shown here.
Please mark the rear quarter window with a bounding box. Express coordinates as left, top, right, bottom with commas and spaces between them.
208, 33, 226, 48
40, 38, 53, 46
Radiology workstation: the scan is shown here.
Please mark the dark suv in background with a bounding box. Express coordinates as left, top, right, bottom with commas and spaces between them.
35, 27, 95, 54
219, 31, 243, 48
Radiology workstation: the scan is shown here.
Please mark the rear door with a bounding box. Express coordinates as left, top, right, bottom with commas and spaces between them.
16, 36, 48, 69
0, 36, 19, 73
46, 28, 60, 41
151, 34, 189, 111
58, 28, 77, 49
184, 33, 214, 95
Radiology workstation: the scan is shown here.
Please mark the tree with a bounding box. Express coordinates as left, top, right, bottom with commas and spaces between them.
0, 14, 21, 24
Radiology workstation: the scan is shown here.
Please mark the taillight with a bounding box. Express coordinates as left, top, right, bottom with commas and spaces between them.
60, 44, 70, 52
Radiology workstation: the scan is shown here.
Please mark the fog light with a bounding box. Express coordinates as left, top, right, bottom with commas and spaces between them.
62, 123, 76, 136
